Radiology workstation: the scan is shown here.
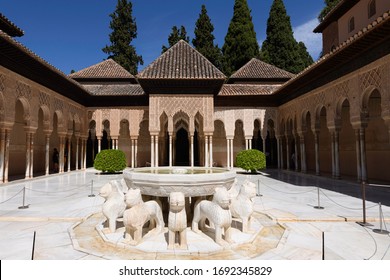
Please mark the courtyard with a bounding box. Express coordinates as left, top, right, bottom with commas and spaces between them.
0, 168, 389, 260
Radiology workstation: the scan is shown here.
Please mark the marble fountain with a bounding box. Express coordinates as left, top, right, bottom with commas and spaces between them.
69, 167, 285, 258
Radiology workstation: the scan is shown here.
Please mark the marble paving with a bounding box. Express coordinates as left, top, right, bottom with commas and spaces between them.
0, 169, 389, 260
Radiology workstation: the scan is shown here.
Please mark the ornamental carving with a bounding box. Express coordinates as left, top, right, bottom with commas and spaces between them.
16, 81, 31, 100
359, 67, 382, 91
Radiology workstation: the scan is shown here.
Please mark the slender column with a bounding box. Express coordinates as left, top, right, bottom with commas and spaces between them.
67, 136, 71, 172
334, 130, 340, 179
134, 139, 138, 167
75, 137, 79, 170
314, 131, 320, 175
331, 132, 335, 177
280, 137, 284, 169
294, 135, 299, 171
83, 139, 87, 170
355, 129, 362, 182
131, 139, 135, 168
29, 133, 34, 178
263, 138, 266, 156
4, 130, 10, 183
300, 136, 307, 173
25, 133, 31, 179
91, 138, 95, 162
151, 135, 155, 167
169, 133, 173, 167
190, 134, 194, 167
0, 129, 5, 182
360, 128, 368, 182
209, 136, 213, 167
45, 134, 50, 175
155, 135, 159, 167
230, 138, 234, 168
276, 137, 280, 169
97, 137, 101, 153
204, 135, 209, 167
226, 138, 230, 169
286, 136, 290, 170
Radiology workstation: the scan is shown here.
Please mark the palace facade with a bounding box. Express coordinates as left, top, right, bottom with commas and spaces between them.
0, 0, 389, 183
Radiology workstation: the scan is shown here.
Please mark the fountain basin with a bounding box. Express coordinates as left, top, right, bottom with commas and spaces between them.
124, 167, 236, 197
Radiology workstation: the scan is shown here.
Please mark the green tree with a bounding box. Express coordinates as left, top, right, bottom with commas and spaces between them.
102, 0, 143, 75
162, 25, 190, 53
192, 5, 222, 69
222, 0, 259, 75
260, 0, 313, 74
318, 0, 342, 22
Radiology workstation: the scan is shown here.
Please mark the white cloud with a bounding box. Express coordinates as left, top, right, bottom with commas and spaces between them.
293, 18, 322, 60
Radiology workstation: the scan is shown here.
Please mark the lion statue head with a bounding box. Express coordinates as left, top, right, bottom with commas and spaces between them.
169, 192, 185, 212
124, 188, 143, 208
241, 180, 257, 199
212, 187, 230, 209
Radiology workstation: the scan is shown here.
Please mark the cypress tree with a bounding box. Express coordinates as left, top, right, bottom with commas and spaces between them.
192, 5, 222, 69
222, 0, 259, 75
102, 0, 143, 75
162, 25, 190, 53
318, 0, 342, 22
260, 0, 313, 74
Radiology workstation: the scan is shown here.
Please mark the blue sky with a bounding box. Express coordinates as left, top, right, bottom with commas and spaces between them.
1, 0, 325, 74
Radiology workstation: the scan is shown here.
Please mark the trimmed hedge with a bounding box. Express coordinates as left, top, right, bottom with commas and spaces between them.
94, 149, 127, 173
236, 149, 266, 173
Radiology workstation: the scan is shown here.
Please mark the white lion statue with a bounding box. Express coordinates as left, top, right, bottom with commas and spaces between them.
192, 187, 232, 245
230, 179, 257, 233
99, 180, 126, 234
123, 188, 164, 245
168, 192, 187, 250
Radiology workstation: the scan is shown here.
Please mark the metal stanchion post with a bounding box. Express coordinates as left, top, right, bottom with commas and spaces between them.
357, 181, 372, 226
373, 202, 389, 235
88, 180, 95, 197
257, 178, 263, 197
18, 187, 29, 209
314, 187, 324, 209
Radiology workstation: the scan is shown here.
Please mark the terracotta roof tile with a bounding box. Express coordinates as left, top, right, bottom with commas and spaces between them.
82, 84, 144, 96
230, 58, 295, 80
219, 84, 280, 96
137, 40, 226, 80
69, 59, 135, 79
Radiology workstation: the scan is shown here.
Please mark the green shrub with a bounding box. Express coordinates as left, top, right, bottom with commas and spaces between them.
236, 149, 266, 173
94, 149, 127, 173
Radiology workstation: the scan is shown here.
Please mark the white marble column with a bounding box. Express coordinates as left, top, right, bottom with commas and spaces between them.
360, 128, 368, 182
169, 133, 173, 167
294, 135, 299, 171
230, 138, 234, 169
60, 136, 65, 173
29, 133, 34, 178
209, 136, 213, 167
83, 138, 87, 170
0, 129, 5, 182
204, 135, 209, 167
4, 130, 10, 183
155, 135, 159, 167
286, 136, 290, 170
334, 130, 340, 179
67, 136, 71, 172
45, 135, 50, 175
300, 136, 307, 173
131, 139, 135, 168
276, 137, 280, 169
280, 137, 284, 169
75, 137, 79, 170
134, 139, 138, 168
263, 138, 266, 156
190, 134, 194, 167
331, 132, 335, 177
97, 137, 101, 153
226, 138, 230, 169
314, 131, 320, 175
151, 135, 155, 167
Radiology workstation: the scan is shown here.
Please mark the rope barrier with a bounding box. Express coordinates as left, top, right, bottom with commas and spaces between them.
0, 188, 25, 205
259, 180, 317, 195
319, 189, 378, 211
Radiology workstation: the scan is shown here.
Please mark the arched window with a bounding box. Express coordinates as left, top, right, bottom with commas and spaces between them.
368, 0, 376, 18
348, 17, 355, 33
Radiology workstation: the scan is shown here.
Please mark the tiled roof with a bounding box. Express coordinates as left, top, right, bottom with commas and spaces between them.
137, 40, 226, 80
0, 13, 24, 37
69, 59, 135, 79
219, 84, 280, 96
82, 84, 144, 96
230, 58, 294, 80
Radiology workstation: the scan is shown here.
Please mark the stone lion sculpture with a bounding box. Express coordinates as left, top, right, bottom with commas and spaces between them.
230, 179, 257, 233
99, 180, 126, 234
123, 188, 164, 245
168, 192, 187, 250
192, 187, 232, 245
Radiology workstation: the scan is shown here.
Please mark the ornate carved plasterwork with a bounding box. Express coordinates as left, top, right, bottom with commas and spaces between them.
359, 67, 382, 91
39, 91, 51, 107
16, 81, 31, 100
0, 74, 5, 93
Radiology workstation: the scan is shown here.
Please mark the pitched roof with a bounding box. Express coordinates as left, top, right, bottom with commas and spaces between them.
69, 59, 135, 79
82, 84, 144, 96
0, 13, 24, 37
219, 84, 280, 96
230, 58, 295, 80
137, 40, 226, 80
